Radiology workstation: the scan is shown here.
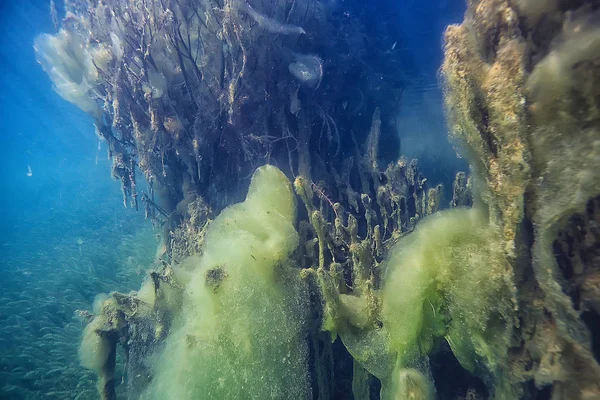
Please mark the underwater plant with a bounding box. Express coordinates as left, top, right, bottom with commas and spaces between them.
442, 0, 600, 397
32, 0, 600, 399
141, 165, 311, 399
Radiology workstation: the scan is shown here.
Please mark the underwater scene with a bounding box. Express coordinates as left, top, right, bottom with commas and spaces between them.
1, 0, 600, 399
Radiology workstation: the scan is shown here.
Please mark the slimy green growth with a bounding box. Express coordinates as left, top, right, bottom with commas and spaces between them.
144, 165, 310, 399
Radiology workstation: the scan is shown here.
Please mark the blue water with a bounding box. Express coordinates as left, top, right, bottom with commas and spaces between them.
0, 1, 158, 397
0, 0, 465, 398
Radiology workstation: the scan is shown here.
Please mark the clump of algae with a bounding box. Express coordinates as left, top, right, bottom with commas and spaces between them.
385, 368, 435, 400
141, 165, 311, 399
338, 207, 515, 399
382, 208, 513, 377
438, 2, 600, 398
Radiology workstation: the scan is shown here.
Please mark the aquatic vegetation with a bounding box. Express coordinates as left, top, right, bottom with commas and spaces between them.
26, 0, 600, 399
34, 29, 103, 119
386, 368, 435, 400
442, 0, 600, 397
382, 208, 513, 374
141, 165, 310, 399
33, 0, 406, 218
305, 202, 515, 397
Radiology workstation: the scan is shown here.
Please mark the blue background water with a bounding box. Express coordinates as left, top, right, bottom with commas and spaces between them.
0, 1, 158, 397
0, 0, 465, 397
0, 0, 145, 247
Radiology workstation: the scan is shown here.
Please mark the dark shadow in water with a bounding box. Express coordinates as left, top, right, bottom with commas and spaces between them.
582, 310, 600, 364
333, 337, 355, 399
429, 339, 489, 400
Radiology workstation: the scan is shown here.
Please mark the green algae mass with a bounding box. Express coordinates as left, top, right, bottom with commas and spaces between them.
382, 208, 514, 376
385, 368, 435, 400
143, 165, 310, 399
330, 207, 516, 399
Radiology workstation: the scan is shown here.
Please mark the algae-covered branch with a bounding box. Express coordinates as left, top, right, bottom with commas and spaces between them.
36, 0, 600, 399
